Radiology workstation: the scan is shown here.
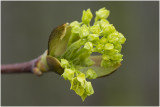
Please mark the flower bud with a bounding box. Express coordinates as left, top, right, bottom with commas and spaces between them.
82, 9, 93, 24
86, 69, 97, 79
103, 24, 116, 36
100, 19, 110, 29
110, 53, 123, 61
102, 54, 110, 60
79, 25, 89, 38
88, 34, 99, 42
84, 42, 93, 50
104, 43, 114, 50
96, 7, 110, 19
90, 25, 101, 34
60, 59, 69, 68
62, 68, 74, 80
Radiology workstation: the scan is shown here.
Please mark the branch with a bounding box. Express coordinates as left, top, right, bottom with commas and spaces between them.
1, 57, 40, 75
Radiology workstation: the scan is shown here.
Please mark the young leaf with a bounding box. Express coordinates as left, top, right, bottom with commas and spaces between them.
80, 55, 121, 78
48, 23, 71, 57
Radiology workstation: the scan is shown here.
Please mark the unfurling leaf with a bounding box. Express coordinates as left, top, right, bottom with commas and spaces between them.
48, 23, 71, 57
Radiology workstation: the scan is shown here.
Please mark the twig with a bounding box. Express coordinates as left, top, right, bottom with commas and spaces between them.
1, 57, 40, 74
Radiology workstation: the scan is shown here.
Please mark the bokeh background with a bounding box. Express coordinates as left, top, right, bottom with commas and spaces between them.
1, 1, 159, 106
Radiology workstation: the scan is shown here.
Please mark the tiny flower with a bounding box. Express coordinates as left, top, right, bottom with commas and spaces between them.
62, 68, 75, 80
104, 43, 114, 50
103, 24, 116, 36
110, 53, 123, 61
96, 7, 110, 20
71, 26, 80, 34
79, 25, 89, 38
60, 59, 70, 68
82, 8, 93, 24
107, 32, 120, 44
118, 33, 126, 44
90, 25, 101, 34
96, 43, 104, 52
70, 77, 85, 96
88, 34, 99, 42
101, 59, 113, 67
102, 54, 110, 60
100, 19, 110, 29
84, 42, 93, 50
86, 69, 97, 79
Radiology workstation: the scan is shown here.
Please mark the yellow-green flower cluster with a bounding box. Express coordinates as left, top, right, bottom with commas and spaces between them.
60, 7, 126, 101
61, 59, 95, 101
70, 7, 126, 67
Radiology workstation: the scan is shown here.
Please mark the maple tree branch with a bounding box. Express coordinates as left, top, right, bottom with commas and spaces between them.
1, 57, 40, 74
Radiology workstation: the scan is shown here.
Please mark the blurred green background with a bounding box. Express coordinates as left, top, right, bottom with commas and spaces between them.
1, 1, 159, 106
